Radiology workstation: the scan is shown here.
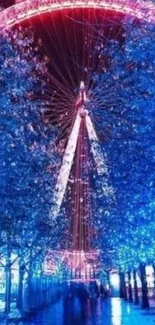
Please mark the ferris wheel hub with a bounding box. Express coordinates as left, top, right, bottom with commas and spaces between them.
79, 107, 88, 118
76, 81, 87, 111
80, 81, 85, 90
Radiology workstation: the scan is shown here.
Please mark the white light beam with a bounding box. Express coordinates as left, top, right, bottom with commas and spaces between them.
86, 114, 115, 199
51, 112, 81, 220
86, 114, 108, 176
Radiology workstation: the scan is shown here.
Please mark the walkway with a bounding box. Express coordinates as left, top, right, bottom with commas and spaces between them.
15, 297, 155, 325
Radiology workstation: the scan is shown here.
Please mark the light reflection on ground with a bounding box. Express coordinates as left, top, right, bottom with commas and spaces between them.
19, 297, 155, 325
1, 298, 155, 325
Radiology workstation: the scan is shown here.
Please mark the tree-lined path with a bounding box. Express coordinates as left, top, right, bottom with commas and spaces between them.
12, 298, 155, 325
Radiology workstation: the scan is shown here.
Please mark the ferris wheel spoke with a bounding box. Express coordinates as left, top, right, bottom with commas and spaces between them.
86, 114, 115, 200
51, 112, 81, 219
86, 114, 108, 176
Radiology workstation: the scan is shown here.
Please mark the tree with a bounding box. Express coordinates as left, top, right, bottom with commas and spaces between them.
0, 26, 61, 313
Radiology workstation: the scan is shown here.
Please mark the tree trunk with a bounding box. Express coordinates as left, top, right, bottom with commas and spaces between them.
17, 264, 25, 310
119, 271, 126, 299
46, 277, 49, 304
27, 267, 33, 309
152, 265, 155, 299
37, 275, 43, 307
139, 264, 149, 309
5, 250, 11, 314
128, 271, 133, 302
133, 270, 139, 304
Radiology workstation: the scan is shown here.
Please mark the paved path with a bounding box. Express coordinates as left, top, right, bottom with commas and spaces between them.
20, 297, 155, 325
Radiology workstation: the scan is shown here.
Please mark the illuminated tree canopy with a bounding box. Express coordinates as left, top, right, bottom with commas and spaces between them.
91, 19, 155, 270
0, 27, 62, 270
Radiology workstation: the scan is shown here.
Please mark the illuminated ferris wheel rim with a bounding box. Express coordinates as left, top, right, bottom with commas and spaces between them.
0, 0, 155, 29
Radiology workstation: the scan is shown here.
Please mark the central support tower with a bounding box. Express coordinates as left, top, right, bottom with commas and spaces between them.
71, 82, 96, 280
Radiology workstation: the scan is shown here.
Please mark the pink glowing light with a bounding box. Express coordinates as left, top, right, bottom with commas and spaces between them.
0, 0, 155, 30
44, 249, 100, 279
